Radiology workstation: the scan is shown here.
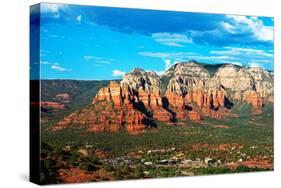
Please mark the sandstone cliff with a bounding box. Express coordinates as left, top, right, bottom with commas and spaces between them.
54, 61, 273, 134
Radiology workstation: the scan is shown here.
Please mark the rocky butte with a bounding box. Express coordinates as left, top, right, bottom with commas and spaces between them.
54, 60, 274, 134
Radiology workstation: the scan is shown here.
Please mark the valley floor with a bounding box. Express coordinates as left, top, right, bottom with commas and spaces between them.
40, 104, 273, 184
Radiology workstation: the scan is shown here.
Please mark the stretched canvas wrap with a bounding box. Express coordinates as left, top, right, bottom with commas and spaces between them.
30, 3, 274, 185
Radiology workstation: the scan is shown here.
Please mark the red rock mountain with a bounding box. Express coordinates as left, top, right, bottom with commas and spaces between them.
54, 61, 273, 134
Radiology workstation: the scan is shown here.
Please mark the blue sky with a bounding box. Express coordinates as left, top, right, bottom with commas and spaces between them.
30, 3, 274, 80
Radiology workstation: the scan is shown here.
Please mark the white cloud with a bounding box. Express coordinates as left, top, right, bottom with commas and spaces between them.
249, 62, 260, 68
47, 62, 71, 71
187, 55, 232, 60
211, 47, 273, 58
210, 47, 273, 69
41, 4, 66, 13
153, 59, 179, 75
252, 59, 270, 63
76, 15, 82, 23
51, 64, 70, 71
40, 61, 71, 71
221, 22, 236, 33
83, 56, 101, 61
96, 60, 111, 64
152, 33, 192, 47
112, 69, 126, 77
139, 51, 197, 60
83, 56, 112, 65
139, 52, 171, 59
51, 65, 65, 71
164, 59, 172, 70
226, 15, 273, 41
139, 51, 236, 68
47, 34, 65, 39
40, 61, 51, 65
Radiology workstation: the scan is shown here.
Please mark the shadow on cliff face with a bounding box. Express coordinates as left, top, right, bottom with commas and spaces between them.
224, 97, 234, 109
133, 101, 157, 128
162, 97, 176, 122
142, 118, 157, 128
133, 101, 152, 117
209, 94, 234, 111
184, 105, 193, 111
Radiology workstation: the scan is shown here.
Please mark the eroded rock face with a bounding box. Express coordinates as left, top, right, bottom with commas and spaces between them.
121, 68, 161, 91
164, 60, 210, 79
94, 81, 123, 108
167, 76, 209, 96
152, 106, 172, 122
210, 65, 273, 105
166, 61, 210, 96
54, 93, 71, 103
165, 62, 273, 113
211, 64, 240, 89
247, 67, 274, 102
54, 61, 273, 133
125, 110, 147, 134
55, 81, 170, 134
243, 90, 263, 113
188, 111, 201, 121
165, 91, 185, 109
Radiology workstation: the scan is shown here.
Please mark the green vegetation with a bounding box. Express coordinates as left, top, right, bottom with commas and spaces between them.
42, 104, 273, 157
40, 79, 116, 121
39, 79, 273, 182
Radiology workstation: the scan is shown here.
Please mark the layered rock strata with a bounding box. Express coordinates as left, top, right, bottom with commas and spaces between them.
54, 61, 273, 133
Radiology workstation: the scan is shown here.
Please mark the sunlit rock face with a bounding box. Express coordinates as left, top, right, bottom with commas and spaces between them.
54, 61, 273, 133
121, 68, 161, 91
247, 67, 274, 102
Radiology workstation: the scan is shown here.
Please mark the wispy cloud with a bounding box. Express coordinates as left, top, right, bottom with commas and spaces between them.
76, 15, 82, 23
187, 55, 233, 61
95, 60, 111, 64
40, 60, 71, 71
152, 33, 192, 47
47, 34, 65, 39
83, 56, 101, 61
112, 69, 126, 77
51, 63, 71, 71
51, 65, 66, 71
210, 46, 273, 69
251, 59, 270, 63
40, 61, 51, 65
83, 55, 113, 66
139, 51, 233, 64
139, 51, 197, 60
211, 47, 273, 57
